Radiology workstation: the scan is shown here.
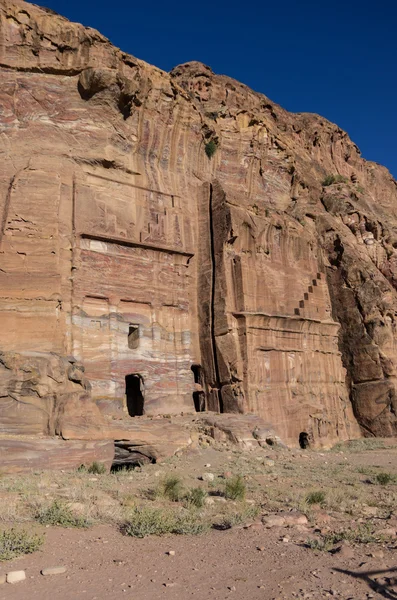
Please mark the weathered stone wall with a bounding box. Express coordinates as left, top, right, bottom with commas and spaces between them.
0, 0, 396, 454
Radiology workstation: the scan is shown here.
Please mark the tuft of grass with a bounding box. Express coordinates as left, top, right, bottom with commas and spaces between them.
172, 512, 210, 535
375, 472, 393, 486
205, 140, 218, 159
306, 523, 378, 551
322, 174, 348, 186
0, 528, 44, 561
213, 504, 259, 530
331, 439, 387, 453
78, 462, 107, 474
306, 534, 340, 552
306, 490, 326, 505
157, 475, 184, 502
123, 506, 209, 538
36, 500, 90, 528
87, 462, 107, 475
123, 506, 175, 538
225, 475, 246, 501
185, 487, 207, 509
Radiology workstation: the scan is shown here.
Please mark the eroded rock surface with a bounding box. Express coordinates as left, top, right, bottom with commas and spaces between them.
0, 0, 396, 469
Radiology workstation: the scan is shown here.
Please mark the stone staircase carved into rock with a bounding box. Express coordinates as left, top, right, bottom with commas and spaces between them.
293, 271, 327, 319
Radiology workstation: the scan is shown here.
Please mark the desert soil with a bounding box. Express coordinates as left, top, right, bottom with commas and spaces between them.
0, 439, 396, 599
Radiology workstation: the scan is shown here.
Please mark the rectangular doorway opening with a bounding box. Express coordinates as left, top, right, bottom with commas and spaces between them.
125, 374, 145, 416
191, 364, 205, 412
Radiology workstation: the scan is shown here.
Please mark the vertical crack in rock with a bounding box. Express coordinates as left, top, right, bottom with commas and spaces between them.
209, 182, 223, 412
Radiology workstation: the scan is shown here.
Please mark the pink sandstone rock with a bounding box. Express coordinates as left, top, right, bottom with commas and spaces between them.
0, 0, 396, 473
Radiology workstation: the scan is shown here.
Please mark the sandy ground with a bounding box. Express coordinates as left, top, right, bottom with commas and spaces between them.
0, 523, 396, 600
0, 440, 396, 599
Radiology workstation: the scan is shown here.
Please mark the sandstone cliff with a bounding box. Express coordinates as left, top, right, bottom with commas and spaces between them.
0, 0, 396, 466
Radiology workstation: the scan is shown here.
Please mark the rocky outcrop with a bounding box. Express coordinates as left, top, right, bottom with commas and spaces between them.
0, 0, 396, 472
0, 438, 115, 474
0, 351, 102, 437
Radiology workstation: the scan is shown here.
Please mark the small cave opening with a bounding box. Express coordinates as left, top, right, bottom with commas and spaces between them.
125, 373, 144, 417
299, 431, 310, 449
191, 364, 205, 412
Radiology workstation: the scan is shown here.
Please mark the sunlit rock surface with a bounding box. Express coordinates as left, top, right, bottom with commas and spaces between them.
1, 0, 396, 471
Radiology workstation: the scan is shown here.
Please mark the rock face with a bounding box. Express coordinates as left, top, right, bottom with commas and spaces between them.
0, 0, 396, 465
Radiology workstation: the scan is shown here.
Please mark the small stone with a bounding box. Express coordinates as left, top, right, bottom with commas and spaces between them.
167, 551, 175, 556
228, 585, 236, 591
204, 497, 215, 506
41, 566, 67, 576
6, 571, 26, 584
204, 463, 211, 468
262, 515, 286, 528
201, 472, 215, 482
369, 550, 384, 559
282, 512, 308, 526
257, 546, 265, 551
282, 537, 289, 543
264, 459, 275, 467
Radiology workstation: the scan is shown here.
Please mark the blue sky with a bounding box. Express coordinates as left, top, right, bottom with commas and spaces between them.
30, 0, 397, 177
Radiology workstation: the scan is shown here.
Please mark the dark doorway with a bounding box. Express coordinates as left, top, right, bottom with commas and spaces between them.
191, 364, 205, 412
125, 374, 144, 417
299, 431, 310, 449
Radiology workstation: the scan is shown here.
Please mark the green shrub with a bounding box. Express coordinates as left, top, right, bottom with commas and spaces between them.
306, 524, 377, 551
36, 500, 90, 528
158, 475, 184, 502
185, 487, 207, 508
322, 174, 348, 186
87, 461, 107, 475
172, 512, 210, 535
123, 506, 208, 538
213, 504, 259, 530
306, 533, 341, 552
225, 475, 246, 501
306, 490, 326, 505
205, 140, 218, 159
375, 472, 393, 486
123, 507, 175, 538
0, 528, 44, 561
